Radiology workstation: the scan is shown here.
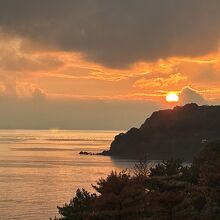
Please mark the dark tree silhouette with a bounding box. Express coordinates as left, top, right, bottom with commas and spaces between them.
53, 140, 220, 220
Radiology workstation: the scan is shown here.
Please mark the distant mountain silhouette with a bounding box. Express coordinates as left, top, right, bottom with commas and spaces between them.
102, 103, 220, 161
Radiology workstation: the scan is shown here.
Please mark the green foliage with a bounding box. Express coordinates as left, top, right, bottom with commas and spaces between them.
150, 159, 183, 177
180, 165, 199, 185
92, 170, 131, 195
194, 140, 220, 187
133, 157, 150, 178
92, 169, 147, 217
55, 189, 96, 220
53, 141, 220, 220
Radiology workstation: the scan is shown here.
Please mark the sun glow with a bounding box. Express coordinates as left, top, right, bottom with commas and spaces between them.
166, 92, 179, 103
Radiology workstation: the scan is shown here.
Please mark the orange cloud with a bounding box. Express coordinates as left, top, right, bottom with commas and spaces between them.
1, 33, 220, 103
134, 73, 187, 90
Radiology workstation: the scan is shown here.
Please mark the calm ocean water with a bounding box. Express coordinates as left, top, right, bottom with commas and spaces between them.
0, 130, 136, 220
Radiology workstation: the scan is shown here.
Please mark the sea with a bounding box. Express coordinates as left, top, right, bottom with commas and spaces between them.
0, 130, 136, 220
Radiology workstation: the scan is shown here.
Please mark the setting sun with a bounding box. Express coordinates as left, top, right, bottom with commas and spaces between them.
166, 93, 179, 103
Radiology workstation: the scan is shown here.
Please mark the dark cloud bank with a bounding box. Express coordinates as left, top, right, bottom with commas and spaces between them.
0, 0, 220, 67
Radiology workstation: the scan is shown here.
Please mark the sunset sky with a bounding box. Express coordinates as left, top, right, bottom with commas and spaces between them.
0, 0, 220, 129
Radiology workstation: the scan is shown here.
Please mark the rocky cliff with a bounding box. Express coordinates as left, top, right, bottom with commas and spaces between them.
102, 103, 220, 161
